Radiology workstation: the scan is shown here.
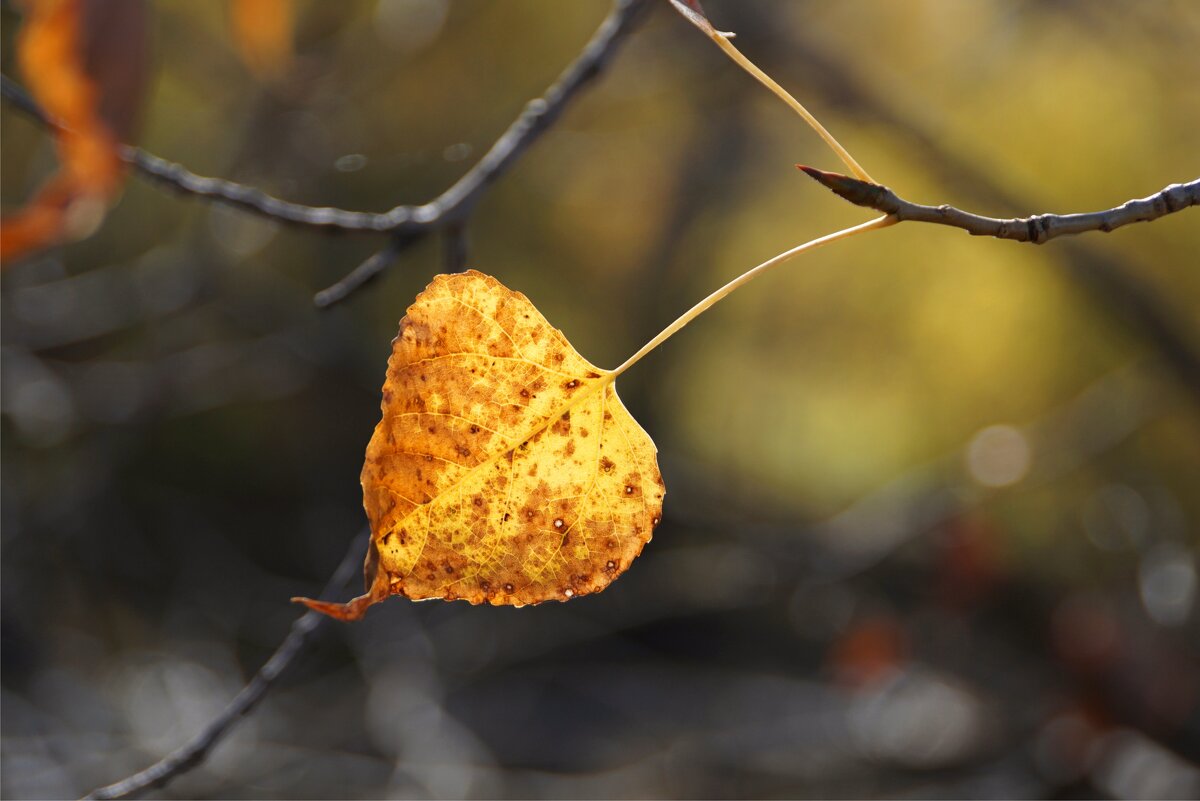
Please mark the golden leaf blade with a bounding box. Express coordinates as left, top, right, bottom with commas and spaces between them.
296, 270, 663, 618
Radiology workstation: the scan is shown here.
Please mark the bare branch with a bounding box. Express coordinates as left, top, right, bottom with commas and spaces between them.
313, 0, 652, 305
758, 18, 1200, 405
82, 530, 370, 801
798, 166, 1200, 244
1, 74, 398, 232
3, 0, 651, 295
125, 148, 410, 232
312, 237, 410, 309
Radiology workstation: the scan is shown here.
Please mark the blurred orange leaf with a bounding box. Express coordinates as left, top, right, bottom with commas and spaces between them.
296, 270, 664, 619
1, 0, 145, 263
229, 0, 294, 80
829, 614, 909, 688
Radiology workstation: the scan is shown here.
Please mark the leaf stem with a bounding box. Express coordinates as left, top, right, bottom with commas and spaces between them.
611, 214, 895, 379
708, 34, 874, 183
665, 1, 873, 182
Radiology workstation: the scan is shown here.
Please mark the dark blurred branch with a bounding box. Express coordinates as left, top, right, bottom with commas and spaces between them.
0, 72, 49, 124
125, 148, 402, 232
798, 167, 1200, 244
442, 222, 470, 274
810, 362, 1162, 580
0, 74, 393, 232
312, 0, 651, 305
312, 236, 411, 308
663, 361, 1162, 588
82, 530, 370, 801
2, 0, 651, 299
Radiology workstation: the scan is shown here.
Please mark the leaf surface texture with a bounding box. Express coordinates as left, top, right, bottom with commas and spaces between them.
298, 270, 663, 619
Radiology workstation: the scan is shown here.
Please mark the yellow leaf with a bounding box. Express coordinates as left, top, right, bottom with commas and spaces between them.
296, 270, 664, 619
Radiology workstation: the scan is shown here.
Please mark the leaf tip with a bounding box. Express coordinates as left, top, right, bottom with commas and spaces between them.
292, 595, 371, 622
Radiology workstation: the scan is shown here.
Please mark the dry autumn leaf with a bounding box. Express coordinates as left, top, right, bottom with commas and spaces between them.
296, 270, 664, 619
1, 0, 146, 262
229, 0, 294, 81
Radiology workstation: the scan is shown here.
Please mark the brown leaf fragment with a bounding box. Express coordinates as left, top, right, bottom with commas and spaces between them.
295, 270, 664, 619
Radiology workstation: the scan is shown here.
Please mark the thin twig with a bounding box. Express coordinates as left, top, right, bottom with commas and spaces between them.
82, 530, 371, 801
798, 166, 1200, 245
312, 236, 411, 309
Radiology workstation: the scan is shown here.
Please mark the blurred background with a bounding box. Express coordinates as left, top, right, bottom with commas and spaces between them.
3, 1, 1199, 797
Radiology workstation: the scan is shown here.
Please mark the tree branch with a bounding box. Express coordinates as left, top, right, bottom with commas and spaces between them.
311, 0, 651, 305
0, 74, 399, 232
753, 18, 1200, 406
312, 236, 411, 309
798, 166, 1200, 244
3, 0, 652, 300
81, 530, 371, 801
